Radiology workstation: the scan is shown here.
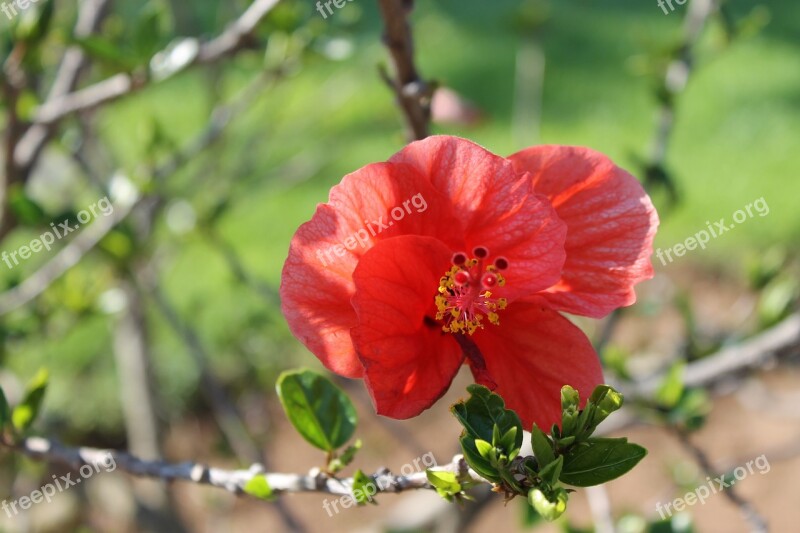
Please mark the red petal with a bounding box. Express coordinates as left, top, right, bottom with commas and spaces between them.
391, 136, 568, 299
509, 146, 659, 317
471, 299, 604, 430
351, 235, 464, 419
280, 162, 457, 378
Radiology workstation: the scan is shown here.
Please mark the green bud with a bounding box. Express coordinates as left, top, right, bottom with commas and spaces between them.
558, 435, 576, 447
583, 385, 624, 435
589, 386, 624, 416
561, 385, 580, 411
528, 487, 568, 521
475, 439, 494, 460
500, 426, 518, 453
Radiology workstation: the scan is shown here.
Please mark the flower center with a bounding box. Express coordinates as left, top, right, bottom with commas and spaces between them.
435, 246, 508, 335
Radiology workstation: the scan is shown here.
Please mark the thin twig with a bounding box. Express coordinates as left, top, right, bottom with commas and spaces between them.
622, 313, 800, 398
13, 437, 481, 498
672, 428, 768, 533
14, 0, 111, 173
24, 0, 280, 129
647, 0, 719, 194
0, 71, 275, 316
377, 0, 432, 141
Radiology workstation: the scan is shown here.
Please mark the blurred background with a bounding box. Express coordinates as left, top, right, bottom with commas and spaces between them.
0, 0, 798, 531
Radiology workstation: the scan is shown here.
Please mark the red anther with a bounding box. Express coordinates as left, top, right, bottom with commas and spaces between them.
451, 252, 467, 266
494, 257, 509, 270
481, 272, 498, 288
473, 246, 489, 259
454, 270, 471, 286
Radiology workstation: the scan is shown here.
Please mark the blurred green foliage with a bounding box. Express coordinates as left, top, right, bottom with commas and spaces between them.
0, 0, 797, 444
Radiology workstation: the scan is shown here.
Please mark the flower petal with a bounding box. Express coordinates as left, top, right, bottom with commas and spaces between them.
509, 145, 659, 317
351, 235, 464, 419
280, 162, 458, 378
391, 136, 568, 299
471, 299, 604, 430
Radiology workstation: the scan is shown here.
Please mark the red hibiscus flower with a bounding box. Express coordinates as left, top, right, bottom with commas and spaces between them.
280, 136, 658, 429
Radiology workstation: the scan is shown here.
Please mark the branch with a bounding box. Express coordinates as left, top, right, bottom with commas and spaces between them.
623, 313, 800, 398
0, 187, 138, 315
23, 0, 280, 130
0, 71, 275, 316
648, 0, 719, 174
672, 428, 768, 533
14, 437, 481, 498
377, 0, 432, 141
13, 0, 111, 173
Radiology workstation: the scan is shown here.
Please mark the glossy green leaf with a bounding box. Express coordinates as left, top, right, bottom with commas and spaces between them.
538, 455, 564, 486
499, 426, 518, 452
452, 385, 523, 451
276, 369, 357, 452
530, 424, 555, 468
459, 434, 501, 483
560, 437, 647, 487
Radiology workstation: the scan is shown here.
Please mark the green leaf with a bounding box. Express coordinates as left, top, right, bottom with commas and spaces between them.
453, 386, 523, 482
276, 369, 357, 452
539, 455, 564, 486
12, 369, 48, 432
243, 475, 275, 500
427, 470, 462, 500
133, 0, 172, 63
499, 426, 518, 452
0, 387, 10, 430
557, 436, 576, 447
352, 469, 376, 505
560, 437, 647, 487
530, 424, 555, 468
452, 385, 523, 452
459, 434, 501, 483
8, 185, 46, 226
71, 35, 137, 71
